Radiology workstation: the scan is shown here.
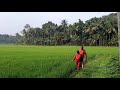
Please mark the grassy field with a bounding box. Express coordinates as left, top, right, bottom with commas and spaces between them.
0, 45, 119, 78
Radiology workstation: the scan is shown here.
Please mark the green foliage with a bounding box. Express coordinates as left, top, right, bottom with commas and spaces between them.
0, 45, 119, 78
15, 13, 118, 46
74, 47, 119, 78
0, 45, 76, 78
0, 34, 16, 44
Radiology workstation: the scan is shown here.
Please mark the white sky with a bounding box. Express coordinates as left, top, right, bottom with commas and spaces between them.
0, 12, 116, 35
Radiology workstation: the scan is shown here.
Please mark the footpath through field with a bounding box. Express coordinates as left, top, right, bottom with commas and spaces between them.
70, 54, 120, 78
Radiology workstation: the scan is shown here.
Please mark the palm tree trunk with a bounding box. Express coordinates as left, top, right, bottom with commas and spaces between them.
49, 34, 50, 45
96, 39, 97, 46
109, 33, 111, 40
106, 34, 107, 46
43, 33, 45, 45
102, 38, 104, 46
103, 38, 104, 46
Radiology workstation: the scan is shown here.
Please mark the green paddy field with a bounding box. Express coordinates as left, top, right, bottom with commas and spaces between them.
0, 45, 119, 78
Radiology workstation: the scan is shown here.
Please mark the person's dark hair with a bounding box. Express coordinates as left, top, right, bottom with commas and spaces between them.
81, 46, 83, 50
77, 50, 79, 54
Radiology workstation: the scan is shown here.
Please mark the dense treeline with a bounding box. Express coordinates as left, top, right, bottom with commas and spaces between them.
0, 34, 16, 44
0, 13, 118, 46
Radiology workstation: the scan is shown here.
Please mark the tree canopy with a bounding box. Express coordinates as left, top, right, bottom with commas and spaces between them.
0, 13, 118, 46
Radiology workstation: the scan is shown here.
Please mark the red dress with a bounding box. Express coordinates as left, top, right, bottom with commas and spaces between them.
74, 53, 82, 71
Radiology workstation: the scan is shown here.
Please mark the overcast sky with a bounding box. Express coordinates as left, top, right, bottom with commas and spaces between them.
0, 12, 116, 35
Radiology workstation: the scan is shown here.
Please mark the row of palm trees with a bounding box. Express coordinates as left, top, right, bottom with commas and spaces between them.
16, 13, 118, 46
